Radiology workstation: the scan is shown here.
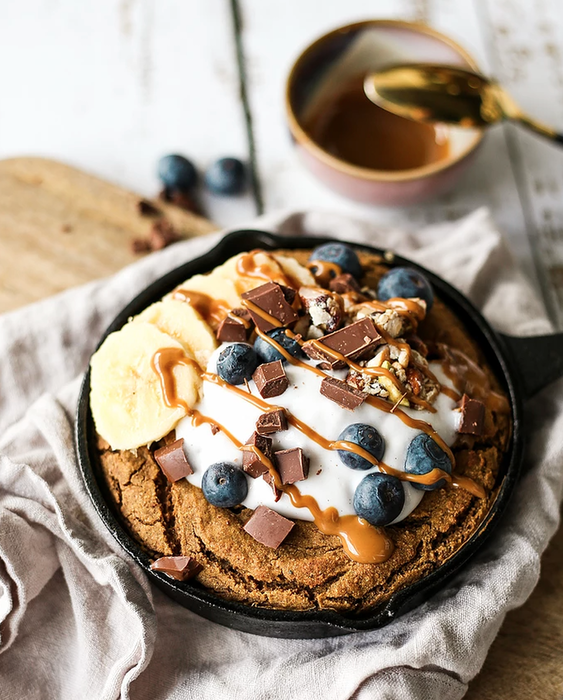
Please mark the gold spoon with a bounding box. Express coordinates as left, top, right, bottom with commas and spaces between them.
364, 63, 563, 144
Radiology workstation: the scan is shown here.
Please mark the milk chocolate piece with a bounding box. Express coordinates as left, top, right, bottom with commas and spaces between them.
137, 198, 160, 217
302, 317, 381, 369
216, 315, 247, 343
150, 555, 202, 581
243, 505, 295, 548
242, 432, 272, 478
329, 273, 361, 294
320, 376, 367, 411
256, 408, 288, 434
458, 394, 485, 436
150, 219, 181, 250
230, 307, 252, 324
274, 447, 309, 484
241, 282, 298, 331
253, 360, 289, 398
153, 438, 193, 482
263, 472, 282, 502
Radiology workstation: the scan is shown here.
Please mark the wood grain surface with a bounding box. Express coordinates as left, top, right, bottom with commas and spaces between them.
1, 156, 562, 698
0, 157, 217, 313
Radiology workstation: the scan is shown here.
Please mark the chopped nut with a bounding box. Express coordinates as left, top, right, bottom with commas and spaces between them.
298, 286, 342, 333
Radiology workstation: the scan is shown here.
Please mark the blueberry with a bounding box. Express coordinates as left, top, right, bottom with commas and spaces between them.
253, 328, 304, 364
202, 462, 248, 508
205, 157, 246, 195
404, 433, 452, 491
216, 343, 258, 385
353, 473, 405, 526
337, 423, 385, 471
157, 154, 198, 193
377, 267, 434, 310
309, 242, 362, 279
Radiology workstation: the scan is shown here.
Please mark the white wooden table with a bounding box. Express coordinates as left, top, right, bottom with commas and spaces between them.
1, 1, 562, 697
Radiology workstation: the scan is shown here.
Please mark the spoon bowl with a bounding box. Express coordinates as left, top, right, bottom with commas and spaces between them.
365, 63, 563, 144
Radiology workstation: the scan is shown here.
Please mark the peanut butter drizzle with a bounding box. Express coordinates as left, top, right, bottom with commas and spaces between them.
241, 298, 284, 328
350, 297, 425, 325
451, 475, 486, 499
306, 259, 343, 287
202, 371, 451, 488
257, 327, 456, 466
439, 345, 510, 413
172, 289, 230, 327
236, 249, 293, 288
242, 444, 394, 563
151, 348, 242, 446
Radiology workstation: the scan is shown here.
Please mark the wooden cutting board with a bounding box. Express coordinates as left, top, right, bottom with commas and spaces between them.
0, 157, 217, 313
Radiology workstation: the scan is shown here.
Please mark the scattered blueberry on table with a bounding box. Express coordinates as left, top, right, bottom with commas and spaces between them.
309, 242, 362, 279
337, 423, 385, 470
353, 473, 405, 526
202, 462, 248, 507
157, 154, 198, 193
254, 328, 304, 364
377, 267, 434, 310
216, 343, 258, 385
205, 157, 246, 195
404, 433, 452, 490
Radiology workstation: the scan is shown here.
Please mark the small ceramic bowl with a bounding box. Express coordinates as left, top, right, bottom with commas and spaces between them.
285, 20, 484, 206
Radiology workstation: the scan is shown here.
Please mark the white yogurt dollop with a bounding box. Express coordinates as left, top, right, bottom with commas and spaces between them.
175, 344, 459, 524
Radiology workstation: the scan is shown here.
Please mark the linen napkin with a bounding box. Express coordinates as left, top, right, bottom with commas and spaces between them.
0, 208, 560, 700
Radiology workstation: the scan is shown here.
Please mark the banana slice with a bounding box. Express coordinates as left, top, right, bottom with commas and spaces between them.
273, 254, 315, 287
171, 255, 242, 309
90, 322, 202, 451
133, 299, 217, 369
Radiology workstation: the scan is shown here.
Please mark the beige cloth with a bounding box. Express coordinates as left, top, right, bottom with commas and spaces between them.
0, 208, 560, 700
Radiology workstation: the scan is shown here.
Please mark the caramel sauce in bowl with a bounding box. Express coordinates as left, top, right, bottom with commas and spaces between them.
286, 20, 484, 205
76, 230, 524, 639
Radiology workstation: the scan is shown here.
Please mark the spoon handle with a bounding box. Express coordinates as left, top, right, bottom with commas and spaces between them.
513, 114, 563, 145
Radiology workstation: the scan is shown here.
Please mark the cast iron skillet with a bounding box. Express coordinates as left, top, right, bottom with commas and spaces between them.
75, 229, 563, 639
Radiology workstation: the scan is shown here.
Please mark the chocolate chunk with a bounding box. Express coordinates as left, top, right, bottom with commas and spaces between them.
253, 360, 289, 398
230, 307, 252, 324
320, 376, 367, 410
298, 286, 342, 333
216, 315, 247, 343
243, 505, 295, 548
302, 317, 381, 369
131, 237, 152, 254
256, 408, 288, 435
168, 189, 202, 215
263, 471, 282, 502
274, 447, 309, 484
153, 438, 193, 482
137, 198, 160, 217
150, 555, 202, 581
458, 394, 485, 436
150, 219, 181, 251
329, 273, 361, 294
241, 282, 299, 332
242, 432, 272, 478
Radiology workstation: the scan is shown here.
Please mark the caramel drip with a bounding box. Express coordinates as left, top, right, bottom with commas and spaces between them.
451, 475, 486, 499
241, 444, 394, 563
173, 289, 230, 327
236, 249, 293, 288
257, 327, 456, 466
151, 348, 241, 445
203, 371, 452, 488
440, 345, 510, 413
306, 259, 343, 287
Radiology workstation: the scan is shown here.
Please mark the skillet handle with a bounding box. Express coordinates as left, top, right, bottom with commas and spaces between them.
498, 332, 563, 399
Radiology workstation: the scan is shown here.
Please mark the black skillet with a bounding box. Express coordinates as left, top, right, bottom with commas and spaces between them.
75, 229, 563, 639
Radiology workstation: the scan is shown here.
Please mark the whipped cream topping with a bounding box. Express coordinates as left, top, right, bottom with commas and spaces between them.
175, 343, 461, 524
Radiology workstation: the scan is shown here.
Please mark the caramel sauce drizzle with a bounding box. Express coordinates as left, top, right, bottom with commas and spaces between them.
151, 348, 242, 446
255, 327, 456, 465
306, 259, 343, 287
236, 249, 294, 288
242, 444, 394, 563
173, 289, 230, 327
202, 371, 451, 488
